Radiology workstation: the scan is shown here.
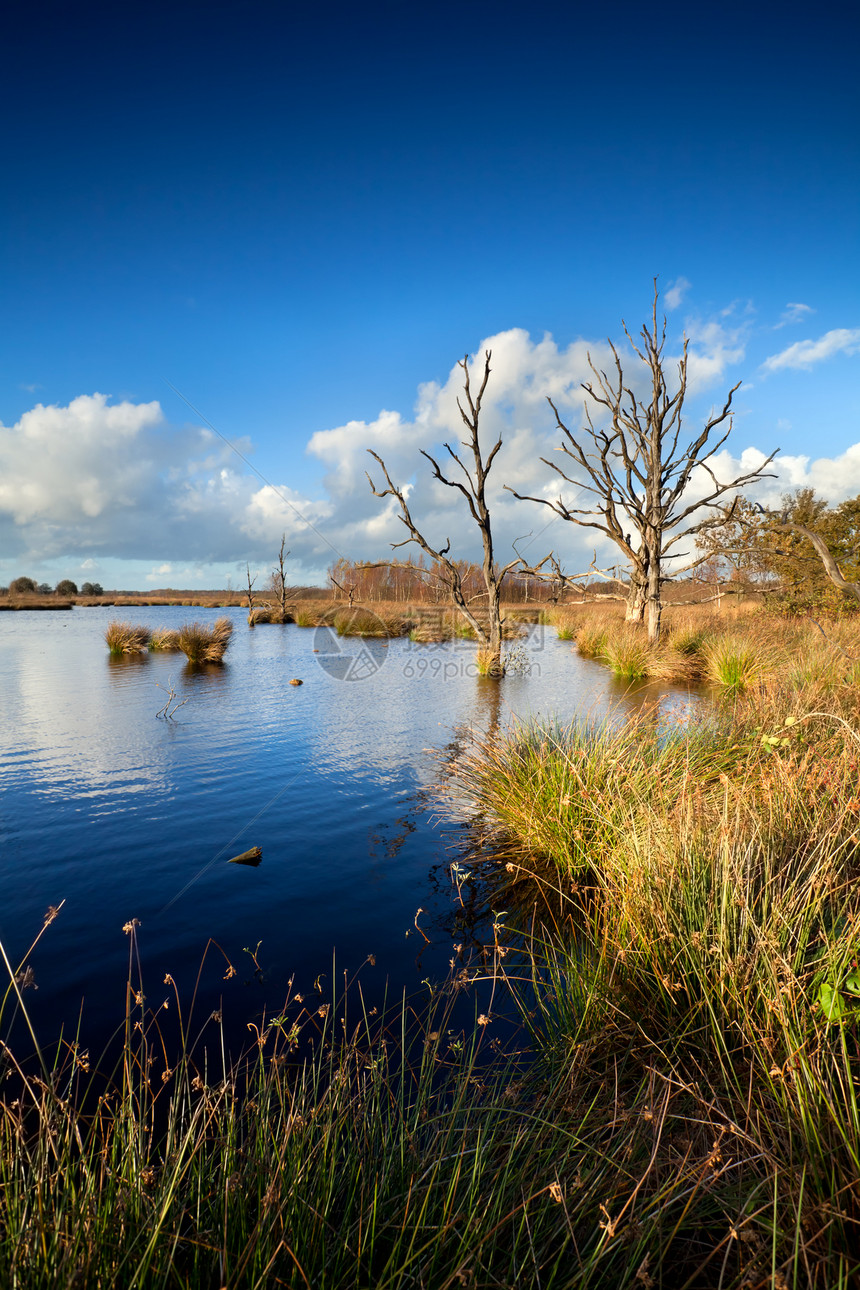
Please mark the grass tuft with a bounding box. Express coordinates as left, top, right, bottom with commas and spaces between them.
333, 608, 393, 637
104, 620, 151, 654
702, 633, 770, 691
148, 627, 181, 652
177, 616, 234, 663
599, 627, 651, 680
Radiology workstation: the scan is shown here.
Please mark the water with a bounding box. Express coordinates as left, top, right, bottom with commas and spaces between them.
0, 607, 696, 1058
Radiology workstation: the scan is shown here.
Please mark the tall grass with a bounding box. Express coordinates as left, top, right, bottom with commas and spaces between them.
177, 616, 234, 663
1, 921, 755, 1290
600, 626, 651, 679
104, 620, 150, 654
701, 633, 771, 691
445, 692, 860, 1283
148, 626, 181, 651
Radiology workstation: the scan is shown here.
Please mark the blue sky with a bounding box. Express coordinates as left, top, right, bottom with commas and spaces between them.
1, 0, 858, 588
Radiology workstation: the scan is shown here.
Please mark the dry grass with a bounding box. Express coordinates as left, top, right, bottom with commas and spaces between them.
444, 687, 860, 1282
148, 627, 181, 652
177, 616, 234, 663
551, 601, 860, 696
104, 620, 151, 654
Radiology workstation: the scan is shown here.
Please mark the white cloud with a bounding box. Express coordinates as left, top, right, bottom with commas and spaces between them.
2, 308, 824, 586
762, 328, 860, 373
664, 277, 691, 310
145, 562, 173, 582
683, 317, 748, 392
775, 301, 814, 329
702, 443, 860, 509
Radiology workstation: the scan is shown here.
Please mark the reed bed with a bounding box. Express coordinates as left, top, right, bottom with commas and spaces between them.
547, 603, 860, 694
332, 607, 403, 637
248, 605, 294, 626
445, 688, 860, 1284
104, 620, 151, 654
177, 616, 234, 663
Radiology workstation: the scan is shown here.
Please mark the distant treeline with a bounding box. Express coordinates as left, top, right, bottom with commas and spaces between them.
326, 556, 583, 604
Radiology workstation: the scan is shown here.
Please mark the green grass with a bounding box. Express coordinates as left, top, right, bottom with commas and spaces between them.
442, 692, 860, 1284
600, 627, 651, 680
702, 634, 770, 691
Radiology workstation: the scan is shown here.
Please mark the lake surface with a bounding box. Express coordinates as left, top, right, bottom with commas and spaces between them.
0, 607, 696, 1060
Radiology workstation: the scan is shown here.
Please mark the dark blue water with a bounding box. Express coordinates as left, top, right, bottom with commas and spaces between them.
0, 607, 695, 1060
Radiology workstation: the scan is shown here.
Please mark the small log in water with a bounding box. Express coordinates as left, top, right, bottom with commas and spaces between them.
228, 846, 262, 867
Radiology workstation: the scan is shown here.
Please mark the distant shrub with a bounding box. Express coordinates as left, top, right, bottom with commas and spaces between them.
81, 582, 104, 596
55, 579, 78, 596
37, 583, 52, 595
9, 576, 37, 595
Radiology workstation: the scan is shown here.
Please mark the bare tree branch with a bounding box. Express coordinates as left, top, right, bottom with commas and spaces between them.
509, 281, 778, 641
367, 351, 521, 674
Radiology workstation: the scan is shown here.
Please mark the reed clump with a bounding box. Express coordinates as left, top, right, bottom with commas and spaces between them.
104, 620, 151, 654
474, 646, 505, 677
177, 616, 234, 663
333, 607, 394, 637
574, 621, 609, 659
148, 627, 181, 651
294, 606, 324, 627
701, 632, 772, 692
599, 626, 651, 680
248, 605, 294, 626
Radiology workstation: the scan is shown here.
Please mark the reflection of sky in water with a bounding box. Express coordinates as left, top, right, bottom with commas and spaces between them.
0, 608, 701, 1055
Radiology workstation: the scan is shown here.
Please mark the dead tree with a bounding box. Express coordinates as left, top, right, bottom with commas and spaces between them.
366, 350, 519, 676
513, 543, 626, 606
329, 573, 357, 607
271, 534, 292, 621
245, 564, 257, 612
508, 284, 778, 643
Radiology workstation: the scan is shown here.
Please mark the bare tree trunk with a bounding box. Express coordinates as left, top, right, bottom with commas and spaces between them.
645, 566, 662, 644
367, 351, 519, 679
625, 583, 646, 624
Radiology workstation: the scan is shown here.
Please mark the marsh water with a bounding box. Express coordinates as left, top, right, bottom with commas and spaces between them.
1, 607, 697, 1059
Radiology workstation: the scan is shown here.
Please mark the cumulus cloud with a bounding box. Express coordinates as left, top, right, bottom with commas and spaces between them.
697, 443, 860, 510
0, 393, 313, 569
762, 328, 860, 373
664, 277, 691, 310
682, 317, 749, 392
775, 302, 814, 328
11, 310, 856, 586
